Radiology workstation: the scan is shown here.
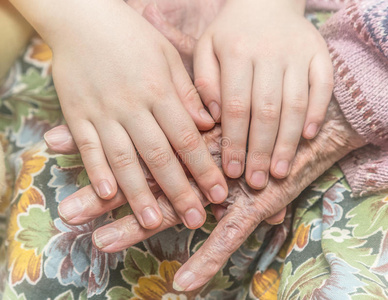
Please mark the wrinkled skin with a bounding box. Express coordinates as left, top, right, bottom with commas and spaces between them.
45, 0, 367, 292
49, 99, 365, 291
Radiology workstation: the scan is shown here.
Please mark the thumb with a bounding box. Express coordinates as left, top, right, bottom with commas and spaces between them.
44, 125, 79, 154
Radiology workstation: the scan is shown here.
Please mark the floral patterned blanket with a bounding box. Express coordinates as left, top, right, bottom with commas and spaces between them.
1, 11, 388, 300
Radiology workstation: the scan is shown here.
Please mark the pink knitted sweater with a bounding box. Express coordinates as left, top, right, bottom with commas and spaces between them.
308, 0, 388, 196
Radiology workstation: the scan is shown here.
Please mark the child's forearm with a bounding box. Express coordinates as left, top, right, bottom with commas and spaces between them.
8, 0, 128, 49
0, 0, 34, 81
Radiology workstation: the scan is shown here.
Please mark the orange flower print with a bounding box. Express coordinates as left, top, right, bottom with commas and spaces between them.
287, 223, 311, 255
132, 261, 197, 300
25, 37, 52, 75
14, 148, 47, 194
250, 268, 280, 300
8, 188, 44, 284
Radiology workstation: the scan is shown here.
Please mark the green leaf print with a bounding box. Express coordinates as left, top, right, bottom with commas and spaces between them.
279, 254, 330, 300
121, 247, 159, 285
106, 287, 135, 300
346, 194, 388, 237
3, 284, 27, 300
200, 269, 233, 297
56, 154, 84, 169
322, 233, 382, 285
112, 203, 133, 220
0, 68, 61, 132
76, 168, 90, 188
16, 206, 57, 254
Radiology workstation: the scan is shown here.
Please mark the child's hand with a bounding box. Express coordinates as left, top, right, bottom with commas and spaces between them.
39, 0, 228, 230
194, 0, 333, 188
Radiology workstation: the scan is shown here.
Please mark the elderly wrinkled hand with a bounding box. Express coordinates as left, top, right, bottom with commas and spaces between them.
47, 99, 366, 291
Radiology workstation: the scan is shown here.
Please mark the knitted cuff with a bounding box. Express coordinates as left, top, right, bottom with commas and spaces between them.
320, 1, 388, 147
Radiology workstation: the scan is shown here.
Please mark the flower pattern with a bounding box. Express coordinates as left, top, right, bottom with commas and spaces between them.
2, 12, 388, 300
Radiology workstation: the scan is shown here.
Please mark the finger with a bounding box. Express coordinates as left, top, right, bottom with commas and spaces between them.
173, 206, 260, 292
194, 37, 222, 122
44, 125, 79, 154
166, 46, 216, 133
246, 65, 283, 189
265, 207, 286, 225
92, 194, 184, 253
303, 53, 334, 139
66, 120, 118, 200
152, 94, 228, 205
270, 65, 309, 179
125, 111, 207, 229
211, 204, 227, 222
95, 121, 163, 229
58, 185, 127, 225
220, 58, 253, 178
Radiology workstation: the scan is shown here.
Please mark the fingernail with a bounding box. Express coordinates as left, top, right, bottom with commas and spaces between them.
58, 197, 83, 222
173, 271, 196, 292
44, 127, 70, 146
208, 101, 221, 121
250, 171, 267, 189
275, 160, 289, 177
227, 160, 242, 178
94, 227, 120, 249
97, 180, 112, 198
209, 184, 227, 203
305, 123, 318, 139
199, 108, 215, 124
141, 206, 160, 227
184, 208, 204, 228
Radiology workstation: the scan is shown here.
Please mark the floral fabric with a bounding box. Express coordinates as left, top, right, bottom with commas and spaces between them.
1, 12, 388, 300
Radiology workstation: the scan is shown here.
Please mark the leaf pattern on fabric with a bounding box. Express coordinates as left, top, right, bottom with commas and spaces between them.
346, 195, 388, 237
279, 254, 330, 299
106, 287, 135, 300
44, 216, 123, 297
121, 247, 160, 286
7, 187, 50, 285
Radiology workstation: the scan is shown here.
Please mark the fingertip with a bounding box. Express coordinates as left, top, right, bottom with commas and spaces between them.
209, 183, 228, 204
265, 207, 287, 225
140, 206, 163, 229
196, 108, 216, 131
271, 159, 290, 179
95, 179, 117, 200
247, 170, 268, 190
183, 207, 206, 229
303, 122, 319, 140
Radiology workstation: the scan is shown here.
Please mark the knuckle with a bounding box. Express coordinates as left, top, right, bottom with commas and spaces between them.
179, 130, 201, 153
213, 219, 249, 254
225, 99, 249, 119
256, 105, 279, 124
144, 80, 167, 99
249, 151, 271, 166
289, 97, 308, 114
171, 189, 196, 207
78, 138, 99, 154
227, 38, 248, 57
145, 146, 172, 169
194, 77, 211, 93
180, 82, 200, 104
319, 79, 334, 92
110, 150, 137, 170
